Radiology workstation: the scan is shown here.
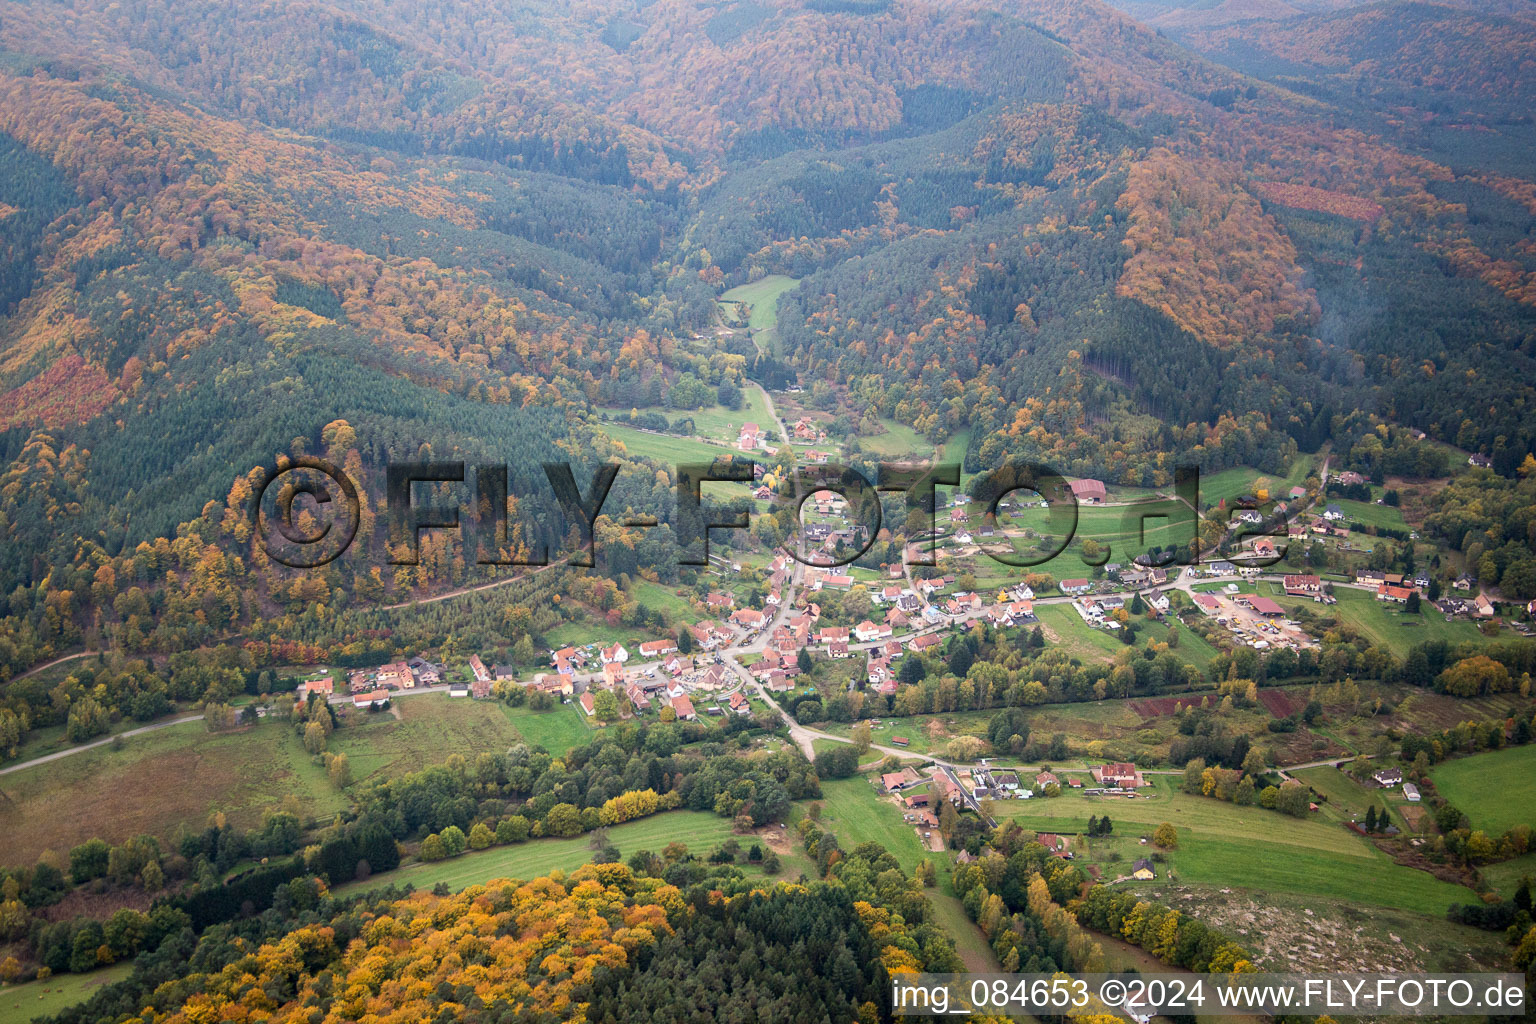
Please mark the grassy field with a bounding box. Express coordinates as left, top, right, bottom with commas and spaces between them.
856, 418, 932, 457
331, 694, 525, 782
993, 777, 1475, 915
813, 777, 935, 873
719, 275, 799, 354
1333, 498, 1408, 532
0, 694, 582, 863
599, 389, 772, 445
501, 703, 600, 752
1481, 851, 1536, 897
1200, 455, 1316, 508
0, 717, 350, 864
0, 964, 133, 1024
542, 617, 660, 651
630, 579, 699, 622
1431, 745, 1536, 835
1034, 604, 1128, 663
599, 422, 749, 471
720, 275, 798, 330
339, 811, 741, 894
1007, 499, 1196, 563
808, 778, 1000, 970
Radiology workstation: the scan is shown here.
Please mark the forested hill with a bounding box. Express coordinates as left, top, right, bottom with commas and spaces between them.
0, 0, 1533, 676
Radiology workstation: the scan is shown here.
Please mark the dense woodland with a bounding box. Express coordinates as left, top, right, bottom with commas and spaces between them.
0, 0, 1531, 689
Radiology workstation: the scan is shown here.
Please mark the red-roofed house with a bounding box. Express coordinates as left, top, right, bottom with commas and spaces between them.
639, 639, 678, 659
1283, 574, 1322, 596
670, 694, 697, 720
1092, 762, 1144, 789
1070, 479, 1107, 504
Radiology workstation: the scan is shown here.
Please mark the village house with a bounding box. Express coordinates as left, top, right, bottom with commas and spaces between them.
854, 620, 892, 643
377, 661, 413, 689
1377, 583, 1414, 604
706, 591, 735, 611
353, 689, 391, 709
1132, 859, 1156, 880
731, 607, 766, 630
1038, 834, 1072, 859
1091, 762, 1145, 789
1323, 503, 1345, 521
736, 422, 762, 452
909, 632, 943, 653
578, 691, 598, 716
638, 638, 678, 659
1473, 593, 1496, 618
303, 675, 334, 698
625, 683, 651, 712
532, 673, 575, 697
1373, 768, 1403, 788
600, 643, 629, 665
550, 646, 584, 667
467, 655, 491, 685
1059, 578, 1092, 596
1284, 574, 1323, 597
670, 694, 697, 721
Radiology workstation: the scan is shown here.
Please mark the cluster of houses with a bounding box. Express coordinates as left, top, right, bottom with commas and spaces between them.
335, 656, 480, 709
738, 416, 828, 455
